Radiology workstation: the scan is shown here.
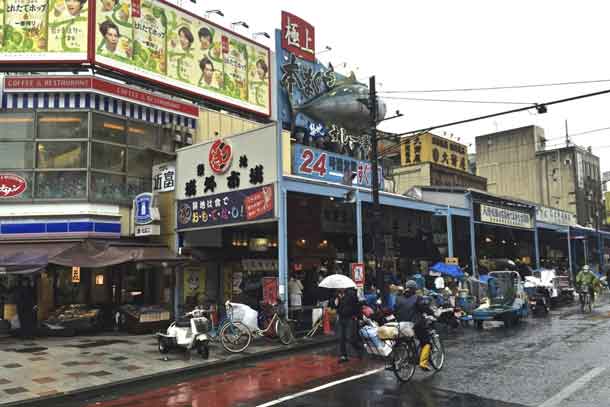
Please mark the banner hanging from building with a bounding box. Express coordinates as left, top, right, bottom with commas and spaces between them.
176, 184, 275, 230
479, 204, 534, 229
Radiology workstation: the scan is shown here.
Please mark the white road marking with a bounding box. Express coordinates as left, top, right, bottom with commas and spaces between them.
538, 367, 606, 407
255, 367, 385, 407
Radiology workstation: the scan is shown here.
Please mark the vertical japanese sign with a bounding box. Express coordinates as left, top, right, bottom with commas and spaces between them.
281, 11, 314, 62
71, 266, 81, 283
0, 0, 89, 60
351, 263, 365, 299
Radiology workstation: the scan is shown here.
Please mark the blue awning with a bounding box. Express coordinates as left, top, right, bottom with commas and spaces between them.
430, 262, 464, 278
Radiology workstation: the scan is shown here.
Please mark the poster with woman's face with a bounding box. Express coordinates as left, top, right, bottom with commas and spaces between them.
166, 11, 196, 84
47, 0, 88, 52
195, 23, 222, 90
222, 34, 248, 100
248, 45, 269, 108
3, 0, 49, 52
95, 0, 132, 60
132, 0, 166, 74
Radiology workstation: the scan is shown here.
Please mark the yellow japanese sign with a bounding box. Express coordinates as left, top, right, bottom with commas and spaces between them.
400, 133, 468, 172
71, 266, 80, 283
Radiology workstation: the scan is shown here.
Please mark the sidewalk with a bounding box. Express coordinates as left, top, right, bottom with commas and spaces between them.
0, 332, 335, 406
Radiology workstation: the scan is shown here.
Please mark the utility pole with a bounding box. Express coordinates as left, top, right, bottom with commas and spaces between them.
565, 120, 570, 147
369, 76, 384, 298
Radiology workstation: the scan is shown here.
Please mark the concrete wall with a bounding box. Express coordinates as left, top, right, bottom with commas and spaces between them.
392, 163, 431, 194
537, 148, 577, 216
195, 107, 265, 144
475, 125, 544, 202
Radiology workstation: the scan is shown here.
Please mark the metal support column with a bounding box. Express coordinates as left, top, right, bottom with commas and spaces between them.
567, 230, 573, 278
278, 186, 288, 305
468, 194, 478, 279
446, 206, 454, 258
356, 189, 364, 263
534, 226, 541, 270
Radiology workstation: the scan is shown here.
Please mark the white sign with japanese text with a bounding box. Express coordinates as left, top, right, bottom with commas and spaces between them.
536, 206, 577, 227
152, 162, 176, 193
480, 204, 534, 229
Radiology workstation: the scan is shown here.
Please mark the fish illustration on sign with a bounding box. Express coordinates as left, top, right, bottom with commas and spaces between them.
294, 72, 386, 132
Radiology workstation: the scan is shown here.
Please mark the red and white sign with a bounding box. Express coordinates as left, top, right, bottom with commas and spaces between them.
208, 139, 233, 174
0, 174, 27, 198
3, 76, 199, 118
351, 263, 365, 288
244, 186, 274, 221
281, 11, 315, 62
131, 0, 141, 18
263, 277, 279, 305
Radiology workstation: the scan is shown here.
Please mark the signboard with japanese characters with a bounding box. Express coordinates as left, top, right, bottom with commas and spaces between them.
0, 0, 89, 62
536, 205, 576, 227
152, 162, 176, 193
176, 184, 275, 230
176, 123, 277, 200
281, 11, 315, 62
479, 204, 534, 229
400, 132, 468, 172
292, 144, 383, 189
94, 0, 271, 116
275, 24, 373, 158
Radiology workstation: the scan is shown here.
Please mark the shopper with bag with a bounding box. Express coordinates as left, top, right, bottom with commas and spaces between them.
335, 287, 362, 363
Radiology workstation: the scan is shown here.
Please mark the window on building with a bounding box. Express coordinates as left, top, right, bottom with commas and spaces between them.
36, 171, 86, 199
37, 112, 88, 139
127, 148, 152, 178
91, 142, 126, 172
92, 114, 127, 144
127, 122, 159, 149
127, 176, 151, 198
0, 112, 35, 140
36, 141, 87, 169
90, 172, 126, 202
0, 171, 33, 200
0, 142, 34, 169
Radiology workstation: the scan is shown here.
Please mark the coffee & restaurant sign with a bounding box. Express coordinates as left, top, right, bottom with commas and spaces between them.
479, 204, 534, 229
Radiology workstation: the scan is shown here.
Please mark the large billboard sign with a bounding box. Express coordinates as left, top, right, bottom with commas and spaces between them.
0, 0, 89, 61
0, 0, 271, 116
281, 11, 314, 62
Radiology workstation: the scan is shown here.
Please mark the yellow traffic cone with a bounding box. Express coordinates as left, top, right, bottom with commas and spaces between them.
419, 344, 431, 371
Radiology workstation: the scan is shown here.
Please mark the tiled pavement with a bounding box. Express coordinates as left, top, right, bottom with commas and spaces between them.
0, 332, 333, 405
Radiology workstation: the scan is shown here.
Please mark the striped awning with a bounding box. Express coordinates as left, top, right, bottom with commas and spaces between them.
1, 92, 196, 129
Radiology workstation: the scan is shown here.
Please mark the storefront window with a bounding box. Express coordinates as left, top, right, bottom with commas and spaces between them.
127, 148, 152, 178
92, 142, 126, 172
91, 172, 126, 202
37, 112, 88, 139
127, 176, 151, 199
36, 142, 87, 168
92, 114, 126, 144
127, 122, 159, 149
36, 171, 86, 199
0, 142, 34, 169
0, 112, 35, 140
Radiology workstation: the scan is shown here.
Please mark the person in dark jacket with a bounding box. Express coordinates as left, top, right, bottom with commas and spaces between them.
394, 280, 436, 370
15, 277, 36, 339
335, 287, 361, 363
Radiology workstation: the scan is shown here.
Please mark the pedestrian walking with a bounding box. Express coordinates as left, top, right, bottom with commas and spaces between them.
15, 277, 36, 339
335, 287, 362, 363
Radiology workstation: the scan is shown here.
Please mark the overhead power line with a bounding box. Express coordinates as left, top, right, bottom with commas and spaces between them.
545, 126, 610, 143
378, 78, 610, 94
383, 96, 535, 105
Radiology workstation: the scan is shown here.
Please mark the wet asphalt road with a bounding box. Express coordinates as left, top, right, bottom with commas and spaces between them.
46, 296, 610, 407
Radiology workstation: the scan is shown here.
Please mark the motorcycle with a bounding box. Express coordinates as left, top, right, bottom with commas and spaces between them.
157, 307, 210, 359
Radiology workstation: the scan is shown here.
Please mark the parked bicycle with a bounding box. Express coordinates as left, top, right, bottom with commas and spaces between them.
254, 300, 295, 345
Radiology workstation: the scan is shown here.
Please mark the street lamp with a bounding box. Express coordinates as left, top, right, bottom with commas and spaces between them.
317, 45, 332, 55
231, 21, 249, 30
252, 32, 270, 40
204, 9, 224, 18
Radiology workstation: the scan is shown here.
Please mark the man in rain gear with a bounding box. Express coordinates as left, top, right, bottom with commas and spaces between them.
576, 265, 600, 306
394, 280, 436, 370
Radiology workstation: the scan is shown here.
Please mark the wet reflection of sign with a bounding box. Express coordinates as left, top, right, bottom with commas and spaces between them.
72, 267, 81, 283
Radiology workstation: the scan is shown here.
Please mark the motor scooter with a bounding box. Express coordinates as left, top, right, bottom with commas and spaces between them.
157, 306, 210, 358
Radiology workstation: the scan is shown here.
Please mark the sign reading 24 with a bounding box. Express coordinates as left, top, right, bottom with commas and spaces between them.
298, 148, 327, 177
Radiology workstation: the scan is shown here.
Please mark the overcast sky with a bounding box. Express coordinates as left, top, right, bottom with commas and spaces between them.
185, 0, 610, 173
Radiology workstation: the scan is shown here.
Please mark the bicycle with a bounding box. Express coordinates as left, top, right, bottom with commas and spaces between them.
578, 289, 593, 313
253, 300, 295, 345
201, 301, 253, 353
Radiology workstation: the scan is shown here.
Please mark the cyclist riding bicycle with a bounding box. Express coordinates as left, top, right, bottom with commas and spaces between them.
576, 264, 600, 306
394, 280, 436, 371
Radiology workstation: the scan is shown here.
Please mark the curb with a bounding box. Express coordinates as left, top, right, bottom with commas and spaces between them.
4, 336, 337, 407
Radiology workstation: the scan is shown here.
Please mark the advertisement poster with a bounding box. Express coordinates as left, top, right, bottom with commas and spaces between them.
176, 184, 275, 230
94, 0, 270, 115
0, 0, 88, 59
183, 266, 206, 305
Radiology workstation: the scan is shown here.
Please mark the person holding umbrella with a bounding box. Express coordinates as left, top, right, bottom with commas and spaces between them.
319, 274, 362, 363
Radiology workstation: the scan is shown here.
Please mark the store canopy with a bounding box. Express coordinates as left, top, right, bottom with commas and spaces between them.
0, 240, 187, 272
430, 262, 464, 279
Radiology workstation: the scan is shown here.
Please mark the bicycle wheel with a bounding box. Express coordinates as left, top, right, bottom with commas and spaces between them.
276, 318, 295, 345
429, 334, 445, 371
392, 342, 416, 382
587, 295, 592, 313
220, 321, 252, 353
